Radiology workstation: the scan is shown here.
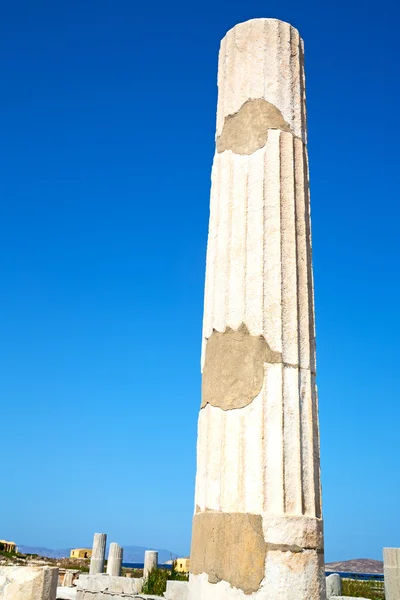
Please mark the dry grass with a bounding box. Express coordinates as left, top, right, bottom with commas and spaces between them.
342, 578, 385, 600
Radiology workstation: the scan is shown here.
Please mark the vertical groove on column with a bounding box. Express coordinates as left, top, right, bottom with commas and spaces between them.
294, 138, 312, 370
302, 140, 321, 518
215, 156, 230, 332
299, 39, 308, 146
261, 368, 267, 512
217, 35, 227, 137
243, 166, 249, 330
294, 137, 315, 516
195, 406, 207, 510
280, 132, 299, 365
245, 151, 264, 334
280, 131, 302, 515
205, 402, 223, 510
219, 410, 226, 512
278, 22, 290, 130
226, 156, 234, 330
228, 156, 245, 329
264, 363, 284, 513
303, 145, 316, 374
263, 131, 282, 352
313, 380, 322, 518
202, 158, 218, 354
222, 409, 241, 511
238, 414, 245, 511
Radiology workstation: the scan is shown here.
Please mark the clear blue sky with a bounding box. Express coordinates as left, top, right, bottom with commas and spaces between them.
1, 0, 399, 562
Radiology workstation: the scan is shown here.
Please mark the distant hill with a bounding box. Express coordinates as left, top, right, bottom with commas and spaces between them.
326, 559, 383, 574
17, 545, 177, 564
123, 546, 177, 564
18, 546, 71, 559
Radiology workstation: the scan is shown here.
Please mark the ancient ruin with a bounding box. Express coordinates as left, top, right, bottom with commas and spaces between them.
89, 533, 107, 576
189, 18, 325, 600
0, 566, 58, 600
106, 543, 123, 577
383, 548, 400, 600
144, 550, 158, 580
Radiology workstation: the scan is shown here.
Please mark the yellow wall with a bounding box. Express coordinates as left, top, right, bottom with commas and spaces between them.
70, 548, 92, 559
175, 557, 190, 572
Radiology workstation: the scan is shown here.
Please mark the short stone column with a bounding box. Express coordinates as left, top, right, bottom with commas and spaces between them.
106, 542, 123, 576
143, 550, 158, 579
89, 533, 107, 575
189, 18, 325, 600
384, 548, 400, 600
326, 573, 342, 598
62, 570, 74, 586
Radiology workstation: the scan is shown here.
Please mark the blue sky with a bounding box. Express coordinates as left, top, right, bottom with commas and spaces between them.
0, 0, 399, 562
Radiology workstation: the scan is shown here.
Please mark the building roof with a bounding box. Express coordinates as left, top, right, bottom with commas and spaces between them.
0, 540, 16, 545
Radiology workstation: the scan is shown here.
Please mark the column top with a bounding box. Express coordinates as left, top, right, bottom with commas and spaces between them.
217, 18, 307, 144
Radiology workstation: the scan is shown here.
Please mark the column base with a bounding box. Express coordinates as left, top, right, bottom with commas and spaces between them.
189, 549, 325, 600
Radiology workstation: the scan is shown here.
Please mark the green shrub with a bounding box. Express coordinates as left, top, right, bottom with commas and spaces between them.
142, 563, 189, 595
142, 568, 169, 595
341, 578, 385, 600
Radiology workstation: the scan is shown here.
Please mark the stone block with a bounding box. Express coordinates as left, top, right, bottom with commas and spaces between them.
62, 571, 75, 586
384, 547, 400, 600
77, 573, 143, 594
76, 591, 161, 600
326, 573, 342, 597
0, 566, 58, 600
165, 580, 189, 600
329, 597, 369, 600
57, 587, 77, 599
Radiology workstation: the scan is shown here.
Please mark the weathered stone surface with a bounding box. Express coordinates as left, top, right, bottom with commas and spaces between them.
62, 571, 75, 587
77, 574, 143, 594
0, 566, 58, 600
189, 16, 324, 600
217, 99, 293, 155
165, 580, 189, 600
214, 19, 307, 142
57, 587, 77, 599
106, 543, 123, 576
144, 550, 158, 580
190, 511, 266, 594
89, 533, 107, 576
76, 591, 159, 600
326, 573, 342, 598
202, 324, 281, 410
263, 514, 324, 549
262, 549, 325, 600
384, 547, 400, 600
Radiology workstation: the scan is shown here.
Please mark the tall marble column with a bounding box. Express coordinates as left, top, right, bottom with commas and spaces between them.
106, 543, 123, 576
189, 18, 325, 600
89, 533, 107, 575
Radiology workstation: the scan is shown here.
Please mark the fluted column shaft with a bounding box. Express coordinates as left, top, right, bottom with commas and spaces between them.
89, 533, 107, 576
106, 543, 123, 576
189, 18, 325, 600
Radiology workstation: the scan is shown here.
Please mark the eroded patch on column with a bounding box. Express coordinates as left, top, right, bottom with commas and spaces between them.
190, 511, 266, 594
216, 98, 294, 155
202, 323, 281, 410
